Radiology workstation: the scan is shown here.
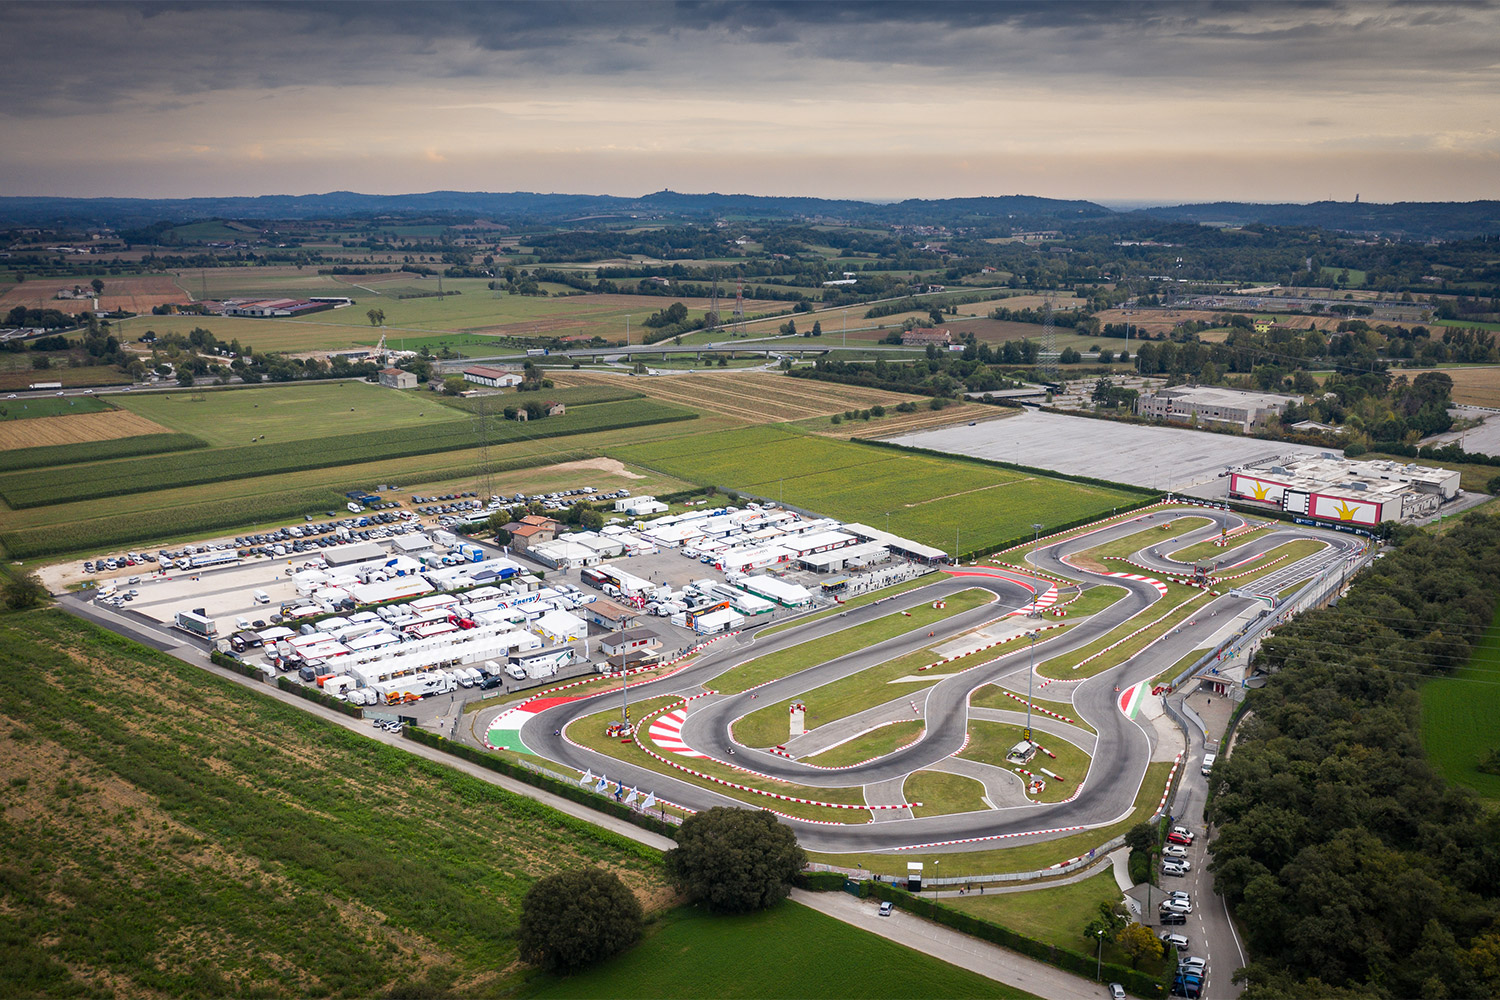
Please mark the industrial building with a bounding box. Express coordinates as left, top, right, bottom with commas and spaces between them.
462, 365, 523, 388
1229, 455, 1461, 525
1135, 385, 1299, 432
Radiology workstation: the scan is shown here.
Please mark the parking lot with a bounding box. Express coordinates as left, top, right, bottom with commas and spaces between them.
891, 409, 1335, 496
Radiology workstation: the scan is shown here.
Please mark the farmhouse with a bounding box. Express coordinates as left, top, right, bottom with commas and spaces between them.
462, 365, 523, 388
502, 515, 561, 552
378, 367, 417, 390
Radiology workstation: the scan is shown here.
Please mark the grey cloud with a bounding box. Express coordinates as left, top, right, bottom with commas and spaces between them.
1, 0, 1496, 118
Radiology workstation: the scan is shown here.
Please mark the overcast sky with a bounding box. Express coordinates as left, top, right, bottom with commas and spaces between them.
3, 0, 1496, 204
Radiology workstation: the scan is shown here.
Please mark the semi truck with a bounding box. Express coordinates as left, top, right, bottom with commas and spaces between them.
173, 610, 218, 639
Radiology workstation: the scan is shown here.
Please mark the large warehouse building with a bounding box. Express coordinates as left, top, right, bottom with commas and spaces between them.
1228, 455, 1460, 525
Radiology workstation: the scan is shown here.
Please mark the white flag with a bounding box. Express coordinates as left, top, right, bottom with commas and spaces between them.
623, 787, 638, 805
579, 769, 594, 786
642, 791, 657, 810
595, 775, 609, 794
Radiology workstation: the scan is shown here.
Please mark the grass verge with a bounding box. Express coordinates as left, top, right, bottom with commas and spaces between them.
960, 721, 1092, 803
906, 770, 991, 818
803, 720, 925, 767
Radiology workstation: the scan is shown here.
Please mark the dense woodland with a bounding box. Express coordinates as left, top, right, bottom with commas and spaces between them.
1212, 514, 1500, 999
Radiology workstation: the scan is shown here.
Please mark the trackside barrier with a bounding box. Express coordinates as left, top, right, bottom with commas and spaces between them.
626, 696, 919, 816
916, 621, 1067, 671
401, 726, 683, 836
997, 689, 1076, 724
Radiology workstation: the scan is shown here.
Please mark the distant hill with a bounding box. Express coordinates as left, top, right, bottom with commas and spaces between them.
1, 189, 1492, 240
0, 189, 1109, 230
1131, 200, 1500, 240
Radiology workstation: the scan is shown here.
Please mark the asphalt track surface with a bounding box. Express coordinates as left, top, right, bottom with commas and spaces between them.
519, 506, 1361, 854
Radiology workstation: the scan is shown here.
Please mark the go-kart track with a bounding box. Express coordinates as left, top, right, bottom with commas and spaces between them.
503, 506, 1362, 855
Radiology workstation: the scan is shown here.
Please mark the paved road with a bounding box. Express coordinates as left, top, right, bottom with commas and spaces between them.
518, 506, 1361, 855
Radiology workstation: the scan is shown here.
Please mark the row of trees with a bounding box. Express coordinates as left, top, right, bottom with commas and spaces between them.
1210, 513, 1500, 998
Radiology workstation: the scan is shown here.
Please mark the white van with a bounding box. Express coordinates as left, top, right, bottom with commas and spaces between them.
252, 589, 271, 605
1200, 752, 1217, 776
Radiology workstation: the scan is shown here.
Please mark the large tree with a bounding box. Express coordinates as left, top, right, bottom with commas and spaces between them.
2, 571, 47, 610
665, 807, 805, 913
517, 868, 643, 973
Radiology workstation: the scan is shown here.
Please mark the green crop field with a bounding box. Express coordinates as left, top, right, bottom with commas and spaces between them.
0, 397, 695, 510
1421, 601, 1500, 799
523, 901, 1032, 999
0, 395, 112, 421
1, 412, 741, 563
115, 381, 461, 446
0, 432, 205, 474
0, 609, 667, 998
613, 426, 1142, 555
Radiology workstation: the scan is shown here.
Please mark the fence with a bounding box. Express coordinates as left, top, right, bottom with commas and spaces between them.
402, 726, 681, 839
856, 880, 1169, 996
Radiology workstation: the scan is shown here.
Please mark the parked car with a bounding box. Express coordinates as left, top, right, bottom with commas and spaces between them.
1160, 899, 1192, 914
1166, 831, 1194, 846
1109, 985, 1126, 1000
1159, 911, 1187, 926
1161, 861, 1188, 878
1160, 933, 1190, 950
878, 901, 893, 917
1162, 844, 1189, 859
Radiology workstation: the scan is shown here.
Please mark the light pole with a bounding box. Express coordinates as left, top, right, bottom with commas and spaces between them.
1096, 929, 1105, 981
1031, 522, 1043, 571
1025, 630, 1037, 741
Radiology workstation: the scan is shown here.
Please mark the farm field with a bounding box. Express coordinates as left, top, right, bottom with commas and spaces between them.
113, 286, 794, 355
0, 365, 134, 392
550, 369, 927, 424
809, 400, 1001, 441
0, 609, 668, 999
0, 396, 692, 509
613, 424, 1143, 555
1421, 600, 1500, 799
0, 409, 737, 563
1430, 365, 1500, 407
0, 394, 112, 421
0, 272, 188, 314
114, 380, 464, 446
0, 407, 172, 451
522, 901, 1029, 1000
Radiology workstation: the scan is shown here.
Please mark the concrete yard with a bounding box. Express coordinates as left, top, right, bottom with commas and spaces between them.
889, 409, 1335, 495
